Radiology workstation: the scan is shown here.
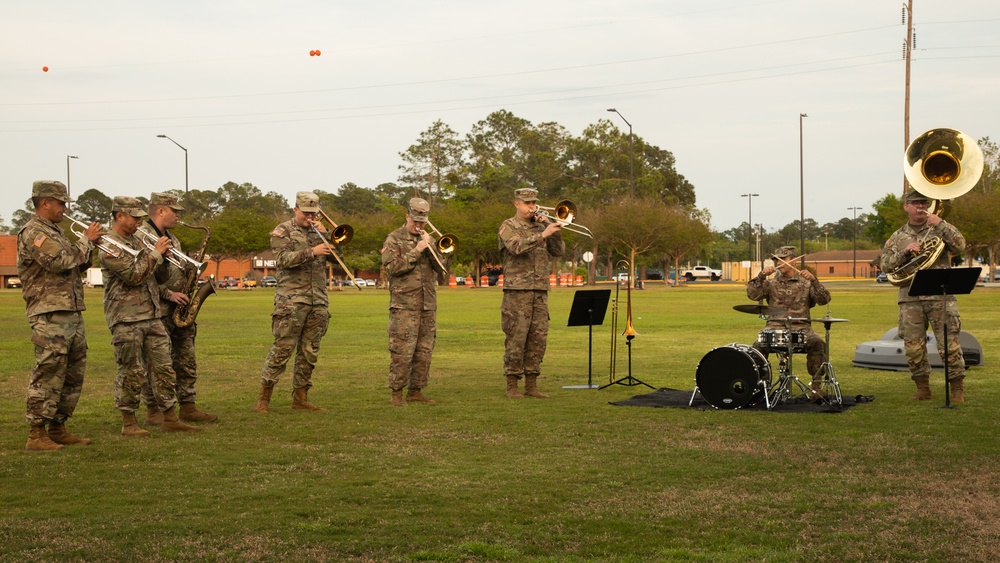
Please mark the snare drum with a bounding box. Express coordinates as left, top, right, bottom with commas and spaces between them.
758, 329, 808, 353
695, 344, 772, 409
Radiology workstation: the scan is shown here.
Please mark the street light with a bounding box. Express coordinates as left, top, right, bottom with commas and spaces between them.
66, 155, 79, 198
799, 113, 808, 269
741, 193, 759, 263
606, 108, 634, 198
848, 206, 863, 278
156, 134, 188, 193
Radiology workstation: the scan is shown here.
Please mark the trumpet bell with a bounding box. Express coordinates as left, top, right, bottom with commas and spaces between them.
903, 128, 984, 201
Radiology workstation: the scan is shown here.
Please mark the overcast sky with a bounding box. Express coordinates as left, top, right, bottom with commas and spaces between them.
3, 0, 998, 234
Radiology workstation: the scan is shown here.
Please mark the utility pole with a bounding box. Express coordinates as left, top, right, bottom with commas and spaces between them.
903, 0, 914, 195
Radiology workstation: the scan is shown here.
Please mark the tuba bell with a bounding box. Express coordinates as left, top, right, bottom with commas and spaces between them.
886, 128, 984, 286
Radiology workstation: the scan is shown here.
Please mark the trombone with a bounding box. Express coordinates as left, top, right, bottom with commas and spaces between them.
533, 199, 593, 238
135, 229, 208, 275
63, 215, 140, 259
316, 209, 354, 246
419, 220, 457, 273
312, 208, 363, 290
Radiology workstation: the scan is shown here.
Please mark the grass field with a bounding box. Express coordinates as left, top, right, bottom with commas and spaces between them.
1, 281, 998, 562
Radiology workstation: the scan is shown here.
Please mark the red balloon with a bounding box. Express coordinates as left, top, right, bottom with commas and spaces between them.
42, 66, 49, 72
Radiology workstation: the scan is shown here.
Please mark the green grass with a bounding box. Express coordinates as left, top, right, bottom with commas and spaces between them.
1, 282, 998, 562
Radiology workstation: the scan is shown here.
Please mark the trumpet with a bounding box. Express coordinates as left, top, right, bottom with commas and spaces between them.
135, 229, 208, 275
63, 215, 140, 259
533, 199, 593, 238
311, 208, 362, 290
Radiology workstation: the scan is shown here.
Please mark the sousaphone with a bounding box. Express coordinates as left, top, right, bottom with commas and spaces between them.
886, 128, 984, 286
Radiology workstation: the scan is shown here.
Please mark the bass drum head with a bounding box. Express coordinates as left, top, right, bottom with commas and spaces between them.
696, 345, 771, 409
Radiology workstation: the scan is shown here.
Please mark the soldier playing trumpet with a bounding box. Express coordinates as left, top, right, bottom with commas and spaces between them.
17, 181, 102, 450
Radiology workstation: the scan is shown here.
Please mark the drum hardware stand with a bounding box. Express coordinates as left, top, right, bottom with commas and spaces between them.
765, 317, 812, 408
813, 309, 845, 406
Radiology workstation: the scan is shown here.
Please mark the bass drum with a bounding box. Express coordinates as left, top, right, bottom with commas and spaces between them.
696, 345, 772, 409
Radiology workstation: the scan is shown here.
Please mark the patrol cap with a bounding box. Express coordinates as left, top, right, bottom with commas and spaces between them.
111, 196, 148, 218
514, 187, 538, 202
149, 192, 184, 211
32, 180, 74, 203
408, 197, 430, 221
904, 189, 930, 203
296, 191, 320, 213
771, 246, 797, 260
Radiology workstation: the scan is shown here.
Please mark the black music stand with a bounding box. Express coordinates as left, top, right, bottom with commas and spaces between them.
563, 289, 611, 389
908, 267, 981, 408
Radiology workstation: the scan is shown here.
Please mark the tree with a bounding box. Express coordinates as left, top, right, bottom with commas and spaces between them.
398, 119, 466, 205
978, 136, 1000, 193
206, 207, 273, 281
333, 182, 381, 215
72, 189, 113, 224
866, 193, 907, 244
11, 199, 34, 232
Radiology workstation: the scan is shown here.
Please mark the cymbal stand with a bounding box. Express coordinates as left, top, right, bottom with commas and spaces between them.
766, 319, 812, 408
815, 313, 843, 405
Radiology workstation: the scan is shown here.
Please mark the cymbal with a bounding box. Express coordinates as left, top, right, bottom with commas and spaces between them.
809, 316, 849, 323
733, 304, 787, 316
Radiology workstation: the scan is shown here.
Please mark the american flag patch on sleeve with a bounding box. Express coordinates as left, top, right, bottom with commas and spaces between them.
272, 227, 286, 237
33, 234, 48, 248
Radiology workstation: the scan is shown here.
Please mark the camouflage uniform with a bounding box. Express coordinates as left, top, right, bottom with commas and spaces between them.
100, 200, 180, 414
880, 213, 967, 383
746, 265, 831, 377
499, 196, 565, 381
17, 203, 94, 426
381, 210, 445, 392
259, 217, 335, 391
136, 204, 201, 408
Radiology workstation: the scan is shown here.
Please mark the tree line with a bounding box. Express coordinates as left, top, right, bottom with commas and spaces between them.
3, 112, 998, 281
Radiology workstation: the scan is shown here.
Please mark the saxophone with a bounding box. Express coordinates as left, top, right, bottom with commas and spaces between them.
172, 222, 215, 328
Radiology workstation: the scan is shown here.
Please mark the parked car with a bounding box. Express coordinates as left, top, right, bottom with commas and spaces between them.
243, 278, 257, 288
260, 276, 278, 287
681, 265, 722, 282
6, 276, 22, 288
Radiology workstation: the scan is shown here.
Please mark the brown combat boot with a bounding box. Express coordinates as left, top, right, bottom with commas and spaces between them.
406, 388, 436, 404
950, 377, 965, 404
145, 406, 164, 427
48, 422, 92, 446
254, 384, 274, 413
121, 412, 152, 437
505, 375, 523, 399
390, 389, 407, 407
523, 375, 550, 399
910, 375, 932, 401
291, 387, 326, 411
26, 423, 63, 451
180, 402, 219, 423
161, 407, 202, 432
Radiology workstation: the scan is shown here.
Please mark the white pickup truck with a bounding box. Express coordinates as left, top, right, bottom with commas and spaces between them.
680, 265, 722, 282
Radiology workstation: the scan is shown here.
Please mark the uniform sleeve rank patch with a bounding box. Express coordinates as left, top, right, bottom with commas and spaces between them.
33, 234, 48, 248
272, 227, 286, 237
